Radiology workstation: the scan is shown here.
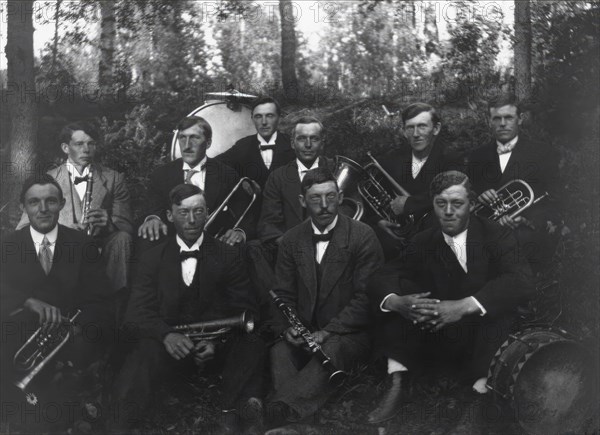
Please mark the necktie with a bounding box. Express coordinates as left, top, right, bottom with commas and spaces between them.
180, 250, 199, 260
184, 170, 199, 184
74, 175, 90, 185
312, 232, 333, 243
39, 236, 53, 275
259, 144, 276, 151
497, 142, 516, 155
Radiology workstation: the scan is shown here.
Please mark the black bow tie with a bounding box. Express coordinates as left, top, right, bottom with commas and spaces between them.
74, 175, 90, 185
180, 250, 199, 261
312, 232, 333, 243
259, 144, 276, 151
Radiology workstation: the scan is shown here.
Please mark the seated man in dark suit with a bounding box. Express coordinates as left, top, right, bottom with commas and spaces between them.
367, 171, 535, 425
465, 94, 560, 271
113, 184, 265, 433
1, 174, 112, 431
138, 116, 249, 246
266, 168, 384, 431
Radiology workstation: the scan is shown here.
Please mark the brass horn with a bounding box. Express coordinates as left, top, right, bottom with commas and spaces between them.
332, 155, 367, 221
473, 179, 549, 221
173, 311, 254, 342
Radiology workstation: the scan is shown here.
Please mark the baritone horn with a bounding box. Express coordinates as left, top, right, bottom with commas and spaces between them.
205, 177, 261, 237
173, 311, 254, 342
473, 179, 549, 221
332, 155, 367, 221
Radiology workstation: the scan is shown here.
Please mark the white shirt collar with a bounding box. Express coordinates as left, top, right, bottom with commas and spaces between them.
182, 156, 207, 172
496, 135, 519, 150
30, 225, 58, 247
66, 160, 90, 177
176, 233, 204, 251
442, 228, 468, 245
311, 214, 338, 235
297, 157, 319, 172
258, 131, 277, 146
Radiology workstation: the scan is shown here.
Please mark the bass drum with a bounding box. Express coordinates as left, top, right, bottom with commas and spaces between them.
171, 100, 256, 160
487, 328, 597, 434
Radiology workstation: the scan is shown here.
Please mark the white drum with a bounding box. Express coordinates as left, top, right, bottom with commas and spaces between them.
170, 100, 256, 160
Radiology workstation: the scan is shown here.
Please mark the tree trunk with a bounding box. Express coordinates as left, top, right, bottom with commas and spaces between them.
51, 0, 62, 72
3, 0, 37, 228
279, 0, 299, 101
99, 0, 116, 99
514, 0, 532, 101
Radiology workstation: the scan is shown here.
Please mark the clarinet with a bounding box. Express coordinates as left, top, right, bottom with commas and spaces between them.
81, 168, 94, 236
269, 290, 347, 387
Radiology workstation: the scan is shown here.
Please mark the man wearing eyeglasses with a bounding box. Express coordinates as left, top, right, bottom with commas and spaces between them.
138, 116, 249, 246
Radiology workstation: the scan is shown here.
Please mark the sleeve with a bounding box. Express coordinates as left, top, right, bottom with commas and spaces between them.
144, 169, 169, 224
109, 171, 134, 234
271, 235, 299, 334
324, 226, 385, 334
77, 239, 114, 328
258, 172, 286, 242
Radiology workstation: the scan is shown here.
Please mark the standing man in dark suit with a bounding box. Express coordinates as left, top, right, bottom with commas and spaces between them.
1, 174, 112, 431
114, 184, 265, 433
266, 168, 384, 431
369, 103, 453, 258
138, 116, 248, 246
367, 171, 534, 425
466, 95, 559, 270
218, 96, 294, 190
17, 121, 133, 296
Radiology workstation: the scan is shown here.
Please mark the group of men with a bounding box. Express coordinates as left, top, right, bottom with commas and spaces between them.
0, 94, 556, 434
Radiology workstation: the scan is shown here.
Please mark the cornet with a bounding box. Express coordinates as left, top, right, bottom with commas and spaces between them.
173, 311, 254, 342
473, 179, 549, 221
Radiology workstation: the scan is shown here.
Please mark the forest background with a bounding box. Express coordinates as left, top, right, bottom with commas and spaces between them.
0, 1, 598, 432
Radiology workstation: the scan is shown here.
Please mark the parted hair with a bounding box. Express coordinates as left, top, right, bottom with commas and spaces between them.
251, 96, 281, 115
401, 102, 441, 125
176, 116, 213, 141
169, 184, 204, 207
20, 174, 64, 203
59, 121, 99, 145
300, 167, 338, 195
292, 115, 325, 138
429, 170, 476, 201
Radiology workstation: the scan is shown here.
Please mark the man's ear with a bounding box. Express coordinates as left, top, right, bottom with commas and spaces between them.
298, 194, 307, 209
432, 122, 442, 136
19, 203, 24, 214
469, 199, 477, 213
60, 143, 69, 156
166, 209, 174, 223
206, 139, 212, 150
517, 113, 524, 126
58, 197, 66, 211
338, 191, 344, 203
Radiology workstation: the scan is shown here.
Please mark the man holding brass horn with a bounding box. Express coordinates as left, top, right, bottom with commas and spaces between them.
265, 168, 383, 431
1, 174, 113, 431
16, 121, 133, 298
113, 184, 265, 433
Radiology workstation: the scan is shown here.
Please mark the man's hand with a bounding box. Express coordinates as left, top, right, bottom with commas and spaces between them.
193, 340, 216, 367
312, 330, 331, 345
23, 298, 62, 331
284, 327, 305, 347
138, 217, 168, 241
477, 189, 499, 207
389, 196, 409, 216
163, 332, 194, 360
219, 228, 245, 246
422, 298, 480, 332
377, 220, 405, 242
382, 292, 440, 323
85, 208, 114, 234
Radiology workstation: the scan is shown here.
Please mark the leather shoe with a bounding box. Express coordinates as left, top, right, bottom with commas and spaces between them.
368, 371, 405, 424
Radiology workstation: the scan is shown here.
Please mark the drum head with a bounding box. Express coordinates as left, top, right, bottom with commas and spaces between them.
513, 340, 597, 434
171, 101, 256, 160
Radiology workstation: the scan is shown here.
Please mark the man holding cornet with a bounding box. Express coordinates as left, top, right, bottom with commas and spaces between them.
114, 184, 265, 433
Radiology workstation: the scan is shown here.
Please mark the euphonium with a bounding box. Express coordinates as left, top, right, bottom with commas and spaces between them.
332, 155, 366, 221
473, 179, 549, 221
81, 167, 94, 236
173, 311, 254, 342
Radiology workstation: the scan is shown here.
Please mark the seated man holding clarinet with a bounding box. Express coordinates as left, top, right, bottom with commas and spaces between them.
113, 184, 265, 434
266, 167, 384, 432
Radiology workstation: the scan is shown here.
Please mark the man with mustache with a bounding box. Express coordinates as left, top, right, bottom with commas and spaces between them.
367, 171, 534, 428
114, 184, 265, 433
265, 167, 383, 432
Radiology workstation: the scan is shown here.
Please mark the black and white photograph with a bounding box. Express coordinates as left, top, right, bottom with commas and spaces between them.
1, 1, 599, 434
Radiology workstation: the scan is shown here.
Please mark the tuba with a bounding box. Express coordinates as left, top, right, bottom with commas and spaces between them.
357, 152, 416, 237
332, 155, 367, 221
473, 179, 549, 221
173, 311, 254, 342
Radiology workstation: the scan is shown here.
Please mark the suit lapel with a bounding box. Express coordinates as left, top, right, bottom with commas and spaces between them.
282, 161, 304, 221
53, 165, 81, 225
318, 215, 350, 301
90, 164, 108, 210
296, 221, 318, 310
271, 134, 289, 169
204, 159, 221, 211
465, 217, 487, 285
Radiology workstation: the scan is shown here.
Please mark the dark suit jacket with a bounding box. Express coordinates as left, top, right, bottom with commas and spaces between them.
369, 216, 535, 318
258, 158, 333, 243
144, 158, 252, 236
0, 225, 112, 325
217, 133, 294, 190
124, 234, 258, 342
274, 214, 384, 334
17, 163, 133, 235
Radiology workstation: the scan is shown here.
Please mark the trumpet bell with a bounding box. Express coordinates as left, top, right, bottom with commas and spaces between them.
333, 156, 367, 221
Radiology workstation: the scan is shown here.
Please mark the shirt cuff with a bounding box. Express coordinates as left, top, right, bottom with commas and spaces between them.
470, 296, 487, 316
380, 293, 396, 313
144, 215, 162, 223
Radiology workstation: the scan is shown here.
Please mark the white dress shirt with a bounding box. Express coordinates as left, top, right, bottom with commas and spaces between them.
183, 157, 207, 190
411, 154, 428, 179
297, 158, 320, 182
66, 160, 91, 201
311, 215, 338, 264
30, 225, 58, 256
258, 131, 277, 169
496, 135, 519, 173
176, 234, 204, 286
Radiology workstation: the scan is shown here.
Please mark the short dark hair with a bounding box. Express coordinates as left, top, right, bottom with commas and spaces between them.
20, 174, 64, 204
487, 94, 521, 116
169, 184, 204, 207
292, 115, 325, 138
401, 102, 441, 126
176, 116, 212, 141
251, 96, 281, 116
59, 121, 99, 145
300, 167, 338, 195
429, 170, 476, 201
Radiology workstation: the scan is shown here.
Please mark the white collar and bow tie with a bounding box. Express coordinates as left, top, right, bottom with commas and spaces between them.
311, 215, 338, 264
66, 160, 91, 201
496, 136, 518, 173
177, 234, 204, 286
442, 229, 468, 273
258, 132, 278, 169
